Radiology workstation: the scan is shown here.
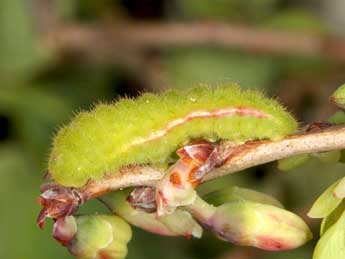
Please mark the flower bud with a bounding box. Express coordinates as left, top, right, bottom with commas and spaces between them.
53, 216, 77, 246
100, 190, 202, 238
203, 186, 283, 208
187, 197, 312, 251
210, 201, 312, 250
53, 214, 132, 259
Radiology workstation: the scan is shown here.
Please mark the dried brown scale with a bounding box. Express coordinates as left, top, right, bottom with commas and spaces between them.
305, 122, 333, 133
127, 187, 157, 213
155, 140, 217, 215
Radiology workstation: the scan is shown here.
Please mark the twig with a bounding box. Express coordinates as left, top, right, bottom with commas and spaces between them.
80, 125, 345, 200
47, 22, 345, 62
31, 0, 59, 34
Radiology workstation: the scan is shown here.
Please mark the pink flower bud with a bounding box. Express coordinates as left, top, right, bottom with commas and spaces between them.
187, 197, 312, 251
53, 216, 77, 246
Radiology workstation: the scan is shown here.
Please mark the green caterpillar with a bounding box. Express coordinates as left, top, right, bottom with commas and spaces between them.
49, 85, 297, 187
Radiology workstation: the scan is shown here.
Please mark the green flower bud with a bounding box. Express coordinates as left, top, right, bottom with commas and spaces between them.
187, 197, 312, 251
100, 190, 202, 238
203, 186, 283, 208
53, 215, 132, 259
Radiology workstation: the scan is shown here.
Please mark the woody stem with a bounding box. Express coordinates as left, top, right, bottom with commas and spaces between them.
46, 124, 345, 205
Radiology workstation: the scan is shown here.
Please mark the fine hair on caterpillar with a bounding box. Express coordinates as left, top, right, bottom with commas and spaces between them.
49, 85, 297, 187
38, 85, 298, 225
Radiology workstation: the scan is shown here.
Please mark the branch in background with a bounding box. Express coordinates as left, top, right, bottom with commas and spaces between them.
31, 0, 59, 34
47, 22, 345, 62
80, 125, 345, 200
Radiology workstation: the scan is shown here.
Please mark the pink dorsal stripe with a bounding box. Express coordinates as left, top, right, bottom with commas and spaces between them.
130, 107, 271, 146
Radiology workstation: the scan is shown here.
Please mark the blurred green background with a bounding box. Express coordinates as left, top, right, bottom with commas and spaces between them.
1, 0, 345, 258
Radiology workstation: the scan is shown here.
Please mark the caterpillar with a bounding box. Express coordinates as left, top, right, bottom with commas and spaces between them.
48, 85, 297, 188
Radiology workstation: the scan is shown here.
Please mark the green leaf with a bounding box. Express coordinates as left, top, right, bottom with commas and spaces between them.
328, 111, 345, 124
320, 201, 345, 236
277, 154, 311, 171
308, 180, 342, 218
331, 84, 345, 110
313, 209, 345, 259
334, 177, 345, 199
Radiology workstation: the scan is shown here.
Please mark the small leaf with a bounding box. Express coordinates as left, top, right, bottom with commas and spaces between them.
334, 177, 345, 199
277, 154, 311, 171
320, 201, 345, 236
331, 84, 345, 109
313, 209, 345, 259
308, 180, 342, 218
328, 111, 345, 124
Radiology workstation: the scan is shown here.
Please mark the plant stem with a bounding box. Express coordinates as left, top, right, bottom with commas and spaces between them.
79, 125, 345, 201
185, 196, 216, 224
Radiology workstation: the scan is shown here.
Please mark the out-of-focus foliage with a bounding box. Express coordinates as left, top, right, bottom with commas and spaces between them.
263, 9, 326, 33
163, 48, 277, 90
175, 0, 278, 22
1, 0, 345, 258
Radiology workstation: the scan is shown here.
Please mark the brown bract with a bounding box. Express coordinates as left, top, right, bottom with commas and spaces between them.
37, 185, 84, 228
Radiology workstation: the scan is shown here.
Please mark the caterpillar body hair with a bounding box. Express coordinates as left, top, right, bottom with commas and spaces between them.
49, 85, 297, 187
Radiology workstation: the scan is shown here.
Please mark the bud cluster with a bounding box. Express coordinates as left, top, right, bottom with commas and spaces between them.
100, 189, 202, 238
53, 214, 132, 259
